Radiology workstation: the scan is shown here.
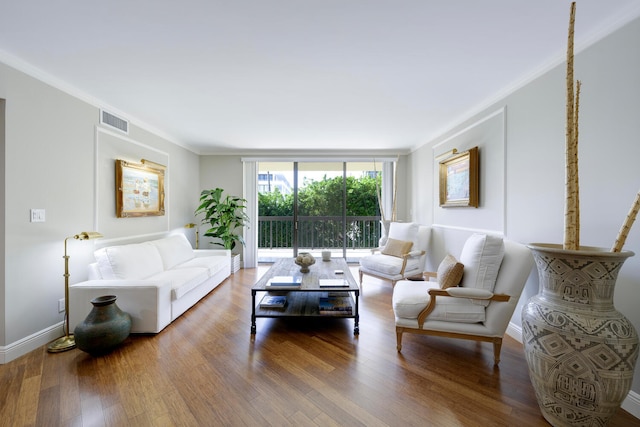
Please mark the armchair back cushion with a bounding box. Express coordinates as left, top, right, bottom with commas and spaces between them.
387, 222, 420, 249
459, 233, 504, 291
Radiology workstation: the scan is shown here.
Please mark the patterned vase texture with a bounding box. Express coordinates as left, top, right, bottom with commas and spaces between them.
522, 244, 638, 426
74, 295, 132, 356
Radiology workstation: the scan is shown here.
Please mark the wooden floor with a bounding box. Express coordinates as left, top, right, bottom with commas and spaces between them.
2, 266, 639, 427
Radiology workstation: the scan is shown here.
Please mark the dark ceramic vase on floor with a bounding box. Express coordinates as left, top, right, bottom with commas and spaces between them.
74, 295, 131, 356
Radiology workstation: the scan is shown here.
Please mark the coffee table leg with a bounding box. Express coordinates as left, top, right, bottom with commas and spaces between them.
354, 290, 360, 335
251, 290, 257, 334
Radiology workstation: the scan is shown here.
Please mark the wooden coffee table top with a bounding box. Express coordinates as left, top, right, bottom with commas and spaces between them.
252, 257, 358, 291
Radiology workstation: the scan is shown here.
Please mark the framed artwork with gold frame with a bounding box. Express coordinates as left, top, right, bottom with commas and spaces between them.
439, 147, 479, 208
115, 159, 165, 217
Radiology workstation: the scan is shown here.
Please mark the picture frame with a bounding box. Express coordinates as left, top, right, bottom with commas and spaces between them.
439, 146, 479, 208
115, 159, 165, 217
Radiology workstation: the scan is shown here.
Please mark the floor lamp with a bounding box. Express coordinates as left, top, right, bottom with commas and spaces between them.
185, 223, 199, 249
47, 231, 103, 353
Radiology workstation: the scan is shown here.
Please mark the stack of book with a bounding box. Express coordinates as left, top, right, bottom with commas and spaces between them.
318, 296, 352, 315
259, 295, 287, 309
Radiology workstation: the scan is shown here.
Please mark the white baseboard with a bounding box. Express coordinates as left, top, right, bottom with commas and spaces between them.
622, 391, 640, 419
506, 321, 640, 420
0, 323, 63, 364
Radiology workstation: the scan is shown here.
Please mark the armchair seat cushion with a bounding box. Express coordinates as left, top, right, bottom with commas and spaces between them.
360, 253, 422, 276
393, 280, 485, 323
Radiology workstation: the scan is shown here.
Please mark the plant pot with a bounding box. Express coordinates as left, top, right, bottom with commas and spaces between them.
74, 295, 132, 356
522, 244, 638, 426
231, 254, 241, 274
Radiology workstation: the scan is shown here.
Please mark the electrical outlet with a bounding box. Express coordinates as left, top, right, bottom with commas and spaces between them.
58, 298, 65, 313
30, 209, 46, 223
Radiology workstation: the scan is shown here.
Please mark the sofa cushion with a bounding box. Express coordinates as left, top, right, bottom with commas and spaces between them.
149, 234, 195, 270
381, 238, 413, 258
392, 280, 485, 323
94, 243, 164, 280
174, 256, 229, 277
148, 267, 210, 300
437, 254, 464, 289
459, 234, 504, 307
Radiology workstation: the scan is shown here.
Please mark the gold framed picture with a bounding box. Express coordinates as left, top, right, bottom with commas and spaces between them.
439, 147, 479, 208
115, 159, 165, 217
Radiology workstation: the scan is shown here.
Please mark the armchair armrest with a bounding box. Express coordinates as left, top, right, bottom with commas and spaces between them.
394, 250, 426, 275
417, 288, 511, 327
422, 271, 437, 281
403, 250, 426, 259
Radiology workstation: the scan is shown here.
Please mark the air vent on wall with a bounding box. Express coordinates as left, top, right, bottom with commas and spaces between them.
100, 109, 129, 134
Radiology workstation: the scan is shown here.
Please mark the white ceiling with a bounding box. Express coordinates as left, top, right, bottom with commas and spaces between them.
1, 1, 639, 154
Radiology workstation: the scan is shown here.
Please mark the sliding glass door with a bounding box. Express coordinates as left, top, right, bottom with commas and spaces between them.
257, 160, 388, 263
296, 161, 346, 257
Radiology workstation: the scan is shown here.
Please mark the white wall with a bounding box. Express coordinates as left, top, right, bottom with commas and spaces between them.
198, 155, 246, 251
0, 61, 201, 361
409, 16, 640, 397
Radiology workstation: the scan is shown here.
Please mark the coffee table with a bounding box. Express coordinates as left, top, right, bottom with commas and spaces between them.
251, 258, 360, 335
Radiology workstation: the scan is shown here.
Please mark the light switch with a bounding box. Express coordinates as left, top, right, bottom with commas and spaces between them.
30, 209, 46, 223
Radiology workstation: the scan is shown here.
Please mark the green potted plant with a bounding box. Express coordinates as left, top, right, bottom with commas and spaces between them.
195, 188, 249, 273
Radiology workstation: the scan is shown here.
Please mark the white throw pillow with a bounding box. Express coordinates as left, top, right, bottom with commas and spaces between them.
150, 234, 195, 270
459, 233, 504, 293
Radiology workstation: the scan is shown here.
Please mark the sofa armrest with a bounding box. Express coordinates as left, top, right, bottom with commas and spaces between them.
69, 279, 173, 334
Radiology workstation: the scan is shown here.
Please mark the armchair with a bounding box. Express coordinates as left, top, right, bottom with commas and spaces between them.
359, 222, 430, 286
392, 234, 534, 365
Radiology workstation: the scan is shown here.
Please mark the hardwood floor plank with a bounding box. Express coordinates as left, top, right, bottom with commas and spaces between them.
15, 375, 40, 426
34, 384, 58, 427
1, 266, 639, 426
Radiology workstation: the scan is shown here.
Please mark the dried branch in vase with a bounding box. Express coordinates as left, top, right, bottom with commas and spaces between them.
612, 190, 640, 252
564, 1, 580, 251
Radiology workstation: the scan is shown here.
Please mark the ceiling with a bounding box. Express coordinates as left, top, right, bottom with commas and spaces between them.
1, 1, 639, 155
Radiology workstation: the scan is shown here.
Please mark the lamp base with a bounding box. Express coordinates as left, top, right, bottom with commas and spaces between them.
47, 334, 76, 353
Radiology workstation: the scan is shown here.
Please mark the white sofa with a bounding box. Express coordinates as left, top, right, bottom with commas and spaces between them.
69, 234, 231, 333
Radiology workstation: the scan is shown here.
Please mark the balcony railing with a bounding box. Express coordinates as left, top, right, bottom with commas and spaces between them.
258, 216, 382, 250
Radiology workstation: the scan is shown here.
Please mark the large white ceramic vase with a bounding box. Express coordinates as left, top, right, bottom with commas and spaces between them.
522, 244, 638, 426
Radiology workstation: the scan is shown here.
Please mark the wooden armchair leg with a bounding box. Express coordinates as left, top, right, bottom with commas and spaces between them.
396, 329, 403, 352
492, 338, 503, 365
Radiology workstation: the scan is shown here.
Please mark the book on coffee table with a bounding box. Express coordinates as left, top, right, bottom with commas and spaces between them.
319, 279, 349, 288
260, 295, 287, 308
266, 276, 302, 289
318, 296, 352, 314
